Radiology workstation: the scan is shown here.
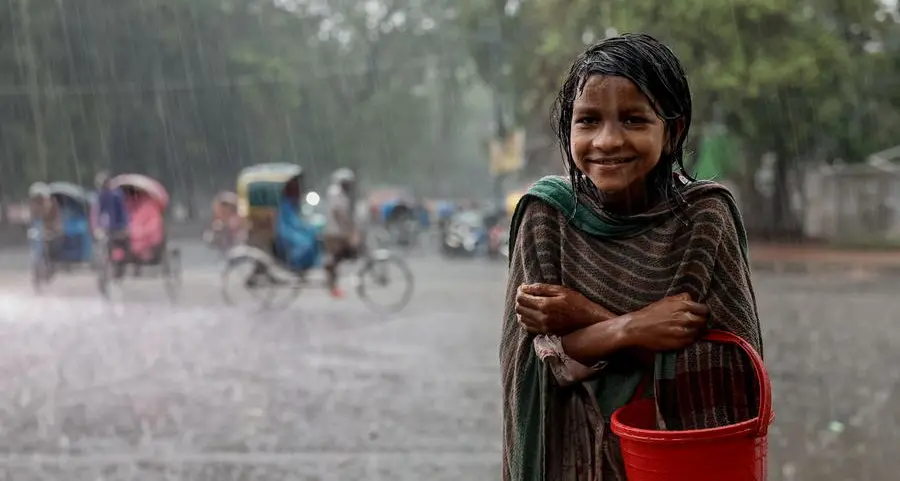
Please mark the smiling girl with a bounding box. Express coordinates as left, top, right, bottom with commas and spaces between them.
500, 33, 764, 480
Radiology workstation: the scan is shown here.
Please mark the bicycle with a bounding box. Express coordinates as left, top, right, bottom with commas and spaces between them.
220, 234, 414, 314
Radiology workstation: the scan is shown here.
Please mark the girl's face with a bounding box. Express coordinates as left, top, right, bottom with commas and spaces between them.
570, 75, 675, 206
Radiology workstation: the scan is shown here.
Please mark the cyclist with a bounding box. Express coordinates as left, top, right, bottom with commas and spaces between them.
322, 168, 360, 298
28, 182, 63, 259
93, 171, 129, 278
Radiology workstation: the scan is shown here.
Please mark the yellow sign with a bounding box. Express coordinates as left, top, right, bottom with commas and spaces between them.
490, 129, 525, 175
505, 190, 525, 217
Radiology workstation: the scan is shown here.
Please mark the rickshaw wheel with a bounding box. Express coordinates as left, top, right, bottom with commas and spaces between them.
162, 248, 182, 302
222, 254, 278, 309
355, 250, 415, 314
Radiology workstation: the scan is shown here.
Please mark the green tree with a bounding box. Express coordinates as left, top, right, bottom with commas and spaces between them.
0, 0, 487, 200
456, 0, 893, 238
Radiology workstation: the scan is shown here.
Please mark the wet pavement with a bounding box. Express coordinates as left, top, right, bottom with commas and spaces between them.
0, 241, 897, 480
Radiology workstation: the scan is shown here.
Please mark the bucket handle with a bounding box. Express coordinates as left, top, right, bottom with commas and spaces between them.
703, 330, 772, 438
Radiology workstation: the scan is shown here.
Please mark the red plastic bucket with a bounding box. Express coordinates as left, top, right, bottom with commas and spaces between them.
610, 330, 773, 481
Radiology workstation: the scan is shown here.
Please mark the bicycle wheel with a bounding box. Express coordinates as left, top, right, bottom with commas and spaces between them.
355, 251, 414, 313
222, 254, 273, 307
221, 253, 301, 310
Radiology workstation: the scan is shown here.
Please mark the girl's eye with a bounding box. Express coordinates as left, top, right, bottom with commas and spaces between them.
624, 116, 647, 125
575, 117, 598, 125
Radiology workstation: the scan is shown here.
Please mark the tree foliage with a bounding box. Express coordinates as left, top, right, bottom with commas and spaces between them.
451, 0, 900, 236
3, 0, 900, 218
0, 0, 489, 200
455, 0, 897, 165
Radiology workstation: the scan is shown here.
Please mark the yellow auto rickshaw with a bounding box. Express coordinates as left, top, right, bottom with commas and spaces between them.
236, 163, 304, 252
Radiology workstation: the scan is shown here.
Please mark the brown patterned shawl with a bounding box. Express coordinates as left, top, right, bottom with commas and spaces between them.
500, 175, 763, 480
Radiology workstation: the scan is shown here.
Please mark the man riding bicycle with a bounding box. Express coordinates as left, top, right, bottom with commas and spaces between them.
322, 168, 361, 298
29, 182, 63, 260
93, 171, 129, 278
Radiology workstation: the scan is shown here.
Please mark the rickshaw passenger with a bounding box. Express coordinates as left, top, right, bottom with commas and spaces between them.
274, 178, 318, 271
126, 192, 164, 261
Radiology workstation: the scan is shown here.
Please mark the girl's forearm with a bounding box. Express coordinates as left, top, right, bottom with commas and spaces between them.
561, 314, 634, 366
556, 299, 617, 335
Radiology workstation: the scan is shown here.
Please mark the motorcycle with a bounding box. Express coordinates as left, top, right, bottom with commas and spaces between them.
487, 223, 510, 260
441, 211, 487, 257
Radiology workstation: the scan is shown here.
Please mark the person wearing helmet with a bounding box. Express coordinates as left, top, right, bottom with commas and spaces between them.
28, 182, 50, 218
323, 168, 360, 298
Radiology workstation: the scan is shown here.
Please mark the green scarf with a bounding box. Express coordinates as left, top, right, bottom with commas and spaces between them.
506, 175, 750, 481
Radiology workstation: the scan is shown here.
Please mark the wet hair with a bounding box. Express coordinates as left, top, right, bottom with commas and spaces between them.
552, 33, 694, 214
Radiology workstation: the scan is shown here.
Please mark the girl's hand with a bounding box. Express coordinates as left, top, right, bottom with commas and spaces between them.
623, 293, 709, 351
516, 283, 615, 335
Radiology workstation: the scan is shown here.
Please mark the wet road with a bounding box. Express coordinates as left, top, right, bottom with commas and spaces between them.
0, 241, 897, 480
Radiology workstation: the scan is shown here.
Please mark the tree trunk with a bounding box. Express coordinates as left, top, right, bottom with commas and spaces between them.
769, 152, 804, 242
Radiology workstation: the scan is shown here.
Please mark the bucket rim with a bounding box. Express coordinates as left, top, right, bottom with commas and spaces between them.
611, 330, 772, 441
611, 399, 775, 443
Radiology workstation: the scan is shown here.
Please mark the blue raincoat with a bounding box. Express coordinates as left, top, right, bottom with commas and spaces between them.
274, 196, 319, 270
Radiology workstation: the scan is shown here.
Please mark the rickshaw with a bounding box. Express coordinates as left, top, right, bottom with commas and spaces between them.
28, 182, 95, 293
222, 163, 415, 313
203, 191, 243, 258
95, 174, 182, 301
367, 187, 424, 248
